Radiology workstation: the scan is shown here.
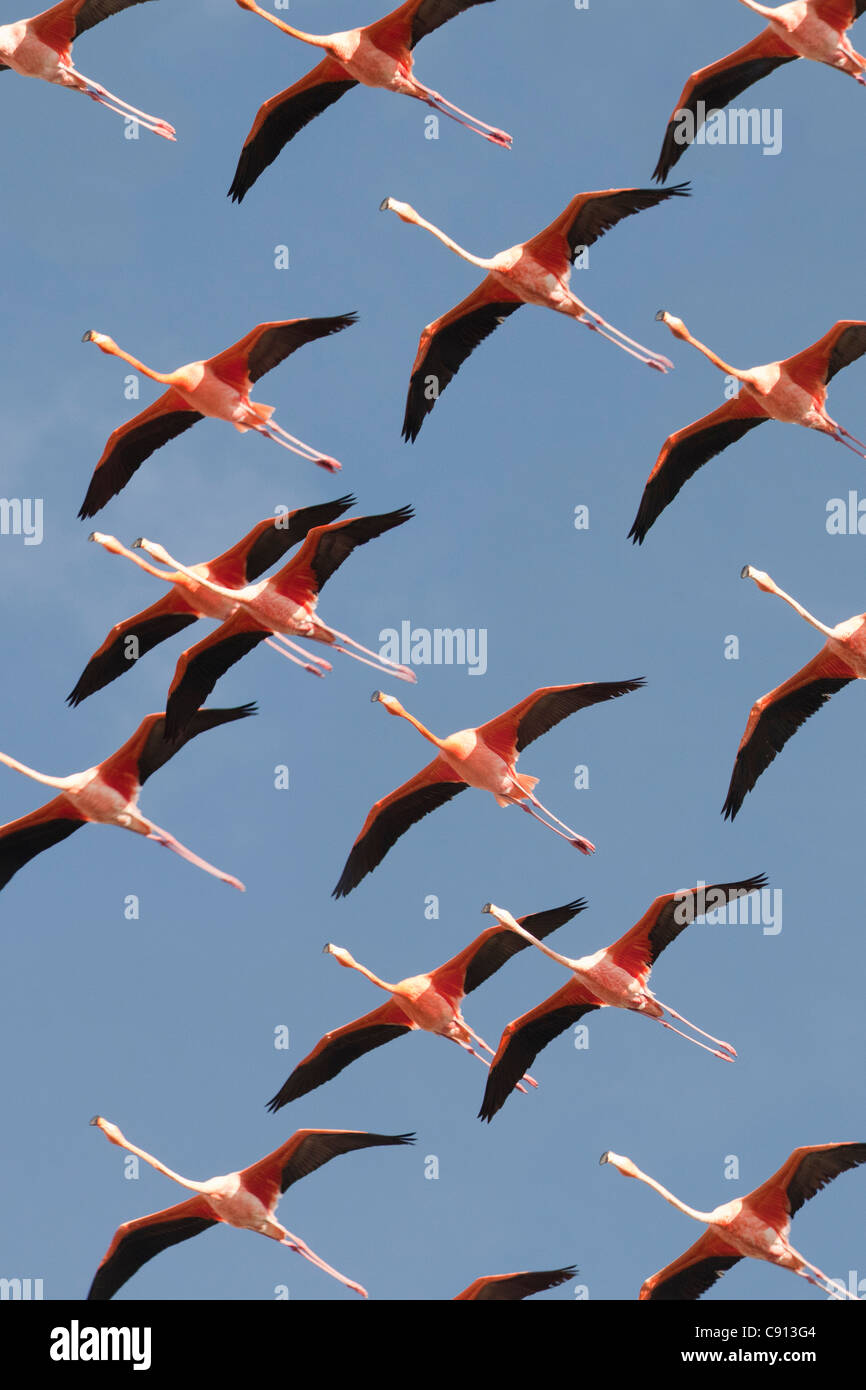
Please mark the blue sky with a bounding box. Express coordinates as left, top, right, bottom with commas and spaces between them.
1, 0, 865, 1302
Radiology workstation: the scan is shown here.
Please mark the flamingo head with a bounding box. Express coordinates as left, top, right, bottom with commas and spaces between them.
599, 1151, 639, 1178
323, 943, 353, 968
655, 311, 687, 340
88, 532, 124, 556
740, 564, 775, 594
372, 691, 406, 717
90, 1115, 123, 1145
82, 330, 118, 355
379, 197, 418, 225
482, 902, 521, 932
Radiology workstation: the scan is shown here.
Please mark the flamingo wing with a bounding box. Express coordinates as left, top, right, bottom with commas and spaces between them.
401, 277, 523, 442
629, 394, 769, 545
0, 798, 86, 892
401, 0, 496, 47
652, 31, 798, 182
332, 757, 468, 898
444, 900, 588, 996
206, 495, 357, 587
78, 390, 203, 520
746, 1142, 866, 1226
477, 680, 645, 764
164, 615, 270, 744
270, 507, 414, 603
607, 876, 769, 978
66, 593, 198, 707
100, 704, 257, 791
454, 1265, 578, 1300
722, 649, 856, 820
478, 980, 601, 1123
782, 320, 866, 395
527, 183, 690, 263
207, 314, 358, 392
241, 1130, 415, 1203
812, 2, 866, 23
639, 1230, 742, 1300
30, 0, 154, 48
228, 62, 359, 203
87, 1195, 217, 1301
266, 1001, 413, 1111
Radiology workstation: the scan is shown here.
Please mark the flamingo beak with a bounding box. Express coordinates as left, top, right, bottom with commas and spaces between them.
371, 690, 382, 703
599, 1151, 611, 1165
82, 330, 96, 342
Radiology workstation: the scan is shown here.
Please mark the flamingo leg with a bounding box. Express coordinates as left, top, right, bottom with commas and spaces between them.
657, 1017, 734, 1063
514, 800, 596, 854
257, 420, 342, 473
505, 777, 595, 854
143, 819, 244, 891
63, 66, 176, 140
794, 1257, 858, 1301
831, 425, 866, 456
413, 84, 512, 148
576, 309, 674, 373
268, 633, 332, 669
326, 627, 416, 683
264, 637, 326, 678
279, 1228, 367, 1298
657, 1000, 737, 1056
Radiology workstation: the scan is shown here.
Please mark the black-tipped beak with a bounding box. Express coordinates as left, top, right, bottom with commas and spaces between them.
322, 942, 332, 953
89, 1115, 101, 1126
87, 532, 97, 542
379, 198, 391, 212
740, 565, 750, 578
82, 330, 94, 342
599, 1151, 610, 1165
481, 902, 492, 914
654, 310, 667, 322
371, 690, 381, 703
132, 538, 144, 549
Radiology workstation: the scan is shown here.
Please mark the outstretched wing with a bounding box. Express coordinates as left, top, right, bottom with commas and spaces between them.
32, 0, 155, 49
640, 1230, 742, 1301
98, 704, 257, 796
629, 394, 768, 544
434, 900, 588, 997
722, 649, 856, 820
332, 757, 468, 898
652, 31, 798, 182
67, 593, 199, 706
206, 496, 357, 587
478, 980, 601, 1123
526, 184, 690, 263
454, 1265, 578, 1300
401, 277, 522, 442
782, 320, 866, 395
266, 1001, 413, 1111
79, 390, 202, 519
164, 615, 270, 743
208, 314, 358, 392
241, 1129, 415, 1205
477, 680, 645, 765
87, 1195, 216, 1301
0, 798, 85, 893
228, 62, 358, 203
745, 1142, 866, 1229
607, 875, 769, 979
270, 508, 414, 603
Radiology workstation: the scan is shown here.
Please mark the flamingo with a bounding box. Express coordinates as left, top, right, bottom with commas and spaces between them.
600, 1143, 866, 1300
228, 0, 510, 203
0, 705, 254, 894
629, 315, 866, 544
477, 879, 765, 1123
68, 496, 357, 706
78, 314, 358, 518
91, 508, 416, 740
653, 2, 866, 183
453, 1265, 578, 1300
0, 0, 175, 140
88, 1117, 413, 1299
266, 900, 586, 1111
379, 185, 690, 441
723, 565, 866, 820
332, 681, 645, 898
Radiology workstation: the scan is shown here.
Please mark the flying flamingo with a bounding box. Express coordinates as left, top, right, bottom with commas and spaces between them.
0, 0, 175, 140
88, 1117, 413, 1299
68, 497, 357, 705
78, 314, 357, 518
332, 681, 645, 898
228, 0, 510, 203
453, 1265, 578, 1300
723, 565, 866, 820
600, 1143, 866, 1299
477, 878, 765, 1122
0, 705, 254, 894
653, 1, 866, 182
91, 508, 416, 739
629, 315, 866, 544
379, 185, 690, 441
266, 900, 586, 1111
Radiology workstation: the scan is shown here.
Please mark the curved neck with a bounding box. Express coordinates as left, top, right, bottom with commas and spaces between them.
139, 542, 245, 601
409, 214, 496, 270
676, 328, 741, 379
239, 0, 328, 46
491, 910, 576, 971
336, 952, 398, 995
762, 581, 834, 638
0, 752, 75, 789
624, 1160, 711, 1223
92, 534, 187, 589
392, 707, 446, 750
97, 1122, 207, 1194
100, 343, 176, 386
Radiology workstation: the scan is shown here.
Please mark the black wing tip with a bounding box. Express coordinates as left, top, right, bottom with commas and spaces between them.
266, 1091, 288, 1113
721, 786, 743, 822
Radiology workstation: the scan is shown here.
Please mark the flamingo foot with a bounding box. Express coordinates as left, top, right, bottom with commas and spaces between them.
571, 836, 596, 855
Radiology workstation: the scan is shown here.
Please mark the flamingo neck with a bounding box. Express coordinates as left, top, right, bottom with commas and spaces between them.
101, 344, 176, 386
0, 752, 75, 789
142, 544, 244, 601
678, 331, 742, 380
108, 1130, 207, 1194
409, 215, 496, 270
240, 1, 329, 47
770, 588, 835, 638
395, 709, 446, 749
497, 915, 576, 971
627, 1163, 711, 1223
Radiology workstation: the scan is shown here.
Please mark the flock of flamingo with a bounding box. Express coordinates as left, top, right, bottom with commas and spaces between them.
3, 0, 865, 1304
